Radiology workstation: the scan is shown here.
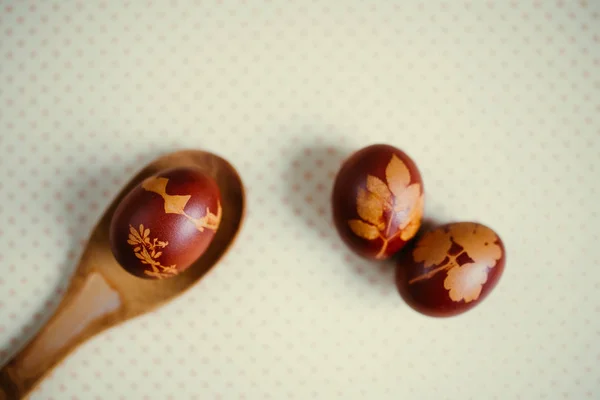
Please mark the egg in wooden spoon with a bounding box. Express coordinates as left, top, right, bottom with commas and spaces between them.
0, 149, 246, 399
109, 166, 224, 280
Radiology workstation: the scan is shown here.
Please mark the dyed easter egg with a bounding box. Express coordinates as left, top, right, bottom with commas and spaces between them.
396, 222, 506, 317
331, 144, 424, 260
109, 166, 222, 279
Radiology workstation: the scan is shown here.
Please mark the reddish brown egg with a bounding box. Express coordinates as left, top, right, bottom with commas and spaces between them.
396, 222, 506, 317
331, 144, 425, 260
109, 166, 222, 280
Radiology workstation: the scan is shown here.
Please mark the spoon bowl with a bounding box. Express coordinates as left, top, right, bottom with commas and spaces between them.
0, 149, 246, 399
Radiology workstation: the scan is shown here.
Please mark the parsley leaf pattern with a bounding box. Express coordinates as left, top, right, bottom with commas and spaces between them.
409, 223, 502, 303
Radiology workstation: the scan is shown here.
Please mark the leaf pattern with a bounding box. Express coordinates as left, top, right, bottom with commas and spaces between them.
366, 175, 392, 208
142, 176, 222, 233
449, 223, 502, 267
127, 224, 177, 279
394, 183, 421, 217
412, 225, 452, 268
444, 263, 489, 303
347, 154, 423, 258
142, 177, 191, 214
356, 187, 384, 229
400, 192, 424, 241
409, 223, 502, 303
385, 154, 411, 198
348, 220, 380, 240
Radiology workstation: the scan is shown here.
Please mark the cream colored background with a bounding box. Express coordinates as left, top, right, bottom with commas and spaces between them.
1, 0, 599, 399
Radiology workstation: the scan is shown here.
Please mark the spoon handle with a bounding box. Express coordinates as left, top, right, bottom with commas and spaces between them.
0, 272, 122, 399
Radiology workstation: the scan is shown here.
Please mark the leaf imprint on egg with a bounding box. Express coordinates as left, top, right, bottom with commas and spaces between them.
127, 224, 177, 279
347, 154, 424, 259
408, 223, 502, 303
142, 176, 222, 232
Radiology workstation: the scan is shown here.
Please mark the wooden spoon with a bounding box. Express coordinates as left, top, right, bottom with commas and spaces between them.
0, 149, 246, 399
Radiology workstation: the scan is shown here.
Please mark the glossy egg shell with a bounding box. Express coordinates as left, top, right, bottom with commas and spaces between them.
109, 166, 222, 280
395, 222, 506, 317
331, 144, 424, 260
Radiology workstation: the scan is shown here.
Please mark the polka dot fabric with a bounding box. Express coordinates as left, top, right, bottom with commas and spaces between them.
1, 0, 599, 398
